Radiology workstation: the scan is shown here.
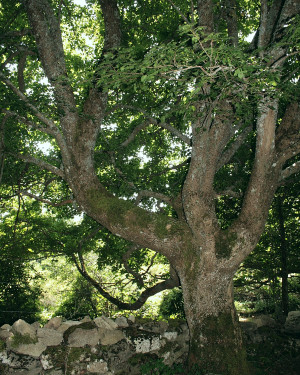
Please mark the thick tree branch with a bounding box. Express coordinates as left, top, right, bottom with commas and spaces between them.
25, 0, 77, 125
225, 0, 238, 47
197, 0, 214, 32
0, 115, 9, 185
276, 102, 300, 164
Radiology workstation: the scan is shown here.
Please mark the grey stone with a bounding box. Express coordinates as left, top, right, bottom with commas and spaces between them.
87, 359, 108, 373
115, 316, 129, 328
37, 328, 63, 346
31, 322, 41, 331
94, 316, 118, 330
7, 338, 47, 358
11, 320, 36, 340
44, 317, 62, 330
98, 328, 125, 345
1, 324, 11, 331
56, 320, 81, 333
128, 315, 135, 323
81, 315, 92, 323
0, 328, 13, 340
284, 310, 300, 334
252, 314, 276, 328
68, 328, 100, 347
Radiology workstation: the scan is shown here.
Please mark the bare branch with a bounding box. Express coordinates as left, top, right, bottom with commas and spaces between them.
121, 121, 151, 147
122, 245, 145, 287
17, 54, 27, 93
280, 160, 300, 182
99, 0, 122, 53
135, 190, 172, 206
216, 188, 242, 198
72, 252, 179, 310
20, 191, 73, 207
2, 109, 58, 138
13, 153, 65, 179
0, 115, 9, 185
0, 73, 58, 132
216, 125, 252, 170
159, 122, 191, 145
25, 0, 77, 116
167, 0, 191, 24
197, 0, 214, 31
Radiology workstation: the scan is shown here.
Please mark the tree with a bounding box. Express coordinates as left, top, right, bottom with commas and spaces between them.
1, 0, 300, 373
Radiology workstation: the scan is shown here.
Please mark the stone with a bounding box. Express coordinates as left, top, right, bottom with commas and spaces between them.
87, 359, 108, 373
128, 315, 135, 323
56, 320, 81, 333
44, 317, 62, 330
7, 339, 47, 358
1, 324, 11, 331
68, 328, 100, 347
162, 331, 178, 341
81, 315, 92, 323
284, 310, 300, 334
98, 328, 125, 345
37, 328, 63, 346
31, 322, 41, 331
41, 354, 54, 370
252, 314, 276, 328
94, 316, 118, 330
0, 328, 13, 340
11, 320, 36, 339
115, 316, 129, 328
134, 336, 161, 353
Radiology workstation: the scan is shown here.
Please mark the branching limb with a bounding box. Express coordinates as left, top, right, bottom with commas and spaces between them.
13, 153, 65, 179
72, 252, 179, 310
0, 114, 9, 185
258, 0, 268, 55
135, 190, 173, 207
279, 161, 300, 183
19, 191, 73, 207
159, 122, 191, 145
0, 73, 58, 132
225, 0, 238, 46
122, 245, 145, 287
167, 0, 191, 24
216, 125, 252, 171
276, 102, 300, 164
2, 109, 58, 138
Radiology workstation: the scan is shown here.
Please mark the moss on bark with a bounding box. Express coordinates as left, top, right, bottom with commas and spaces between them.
189, 312, 250, 375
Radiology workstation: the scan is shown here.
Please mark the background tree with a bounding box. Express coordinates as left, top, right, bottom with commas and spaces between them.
0, 0, 299, 374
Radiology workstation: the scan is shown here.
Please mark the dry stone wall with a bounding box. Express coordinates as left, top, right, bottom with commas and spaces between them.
1, 312, 299, 375
0, 315, 189, 375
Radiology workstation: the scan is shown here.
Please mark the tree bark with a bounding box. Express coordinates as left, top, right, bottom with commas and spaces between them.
178, 247, 250, 374
276, 195, 289, 316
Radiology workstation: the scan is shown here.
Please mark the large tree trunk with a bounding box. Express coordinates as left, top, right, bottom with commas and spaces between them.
178, 251, 250, 375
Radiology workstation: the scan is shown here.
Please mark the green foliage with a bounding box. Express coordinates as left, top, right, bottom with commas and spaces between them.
55, 275, 109, 319
159, 288, 185, 320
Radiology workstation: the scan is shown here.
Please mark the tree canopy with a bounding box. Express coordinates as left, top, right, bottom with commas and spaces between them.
0, 0, 299, 373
